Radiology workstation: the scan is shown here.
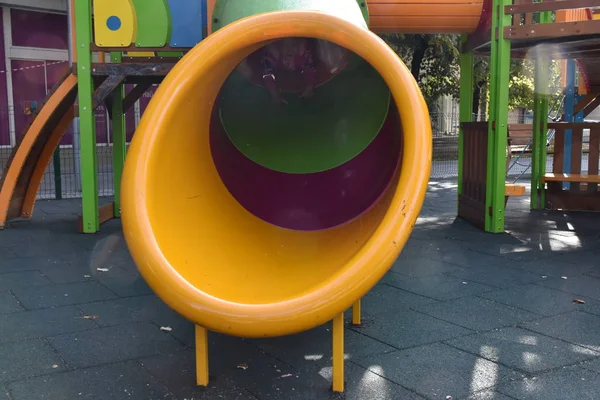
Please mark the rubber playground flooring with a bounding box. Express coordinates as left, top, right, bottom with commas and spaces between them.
2, 180, 600, 399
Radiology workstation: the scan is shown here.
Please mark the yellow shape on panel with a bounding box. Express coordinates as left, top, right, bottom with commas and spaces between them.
93, 0, 137, 47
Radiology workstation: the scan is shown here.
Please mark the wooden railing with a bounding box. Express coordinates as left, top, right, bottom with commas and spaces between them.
459, 122, 489, 229
504, 0, 599, 40
543, 122, 600, 210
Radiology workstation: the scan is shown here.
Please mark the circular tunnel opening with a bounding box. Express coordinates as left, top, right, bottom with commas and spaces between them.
210, 38, 404, 231
121, 11, 431, 337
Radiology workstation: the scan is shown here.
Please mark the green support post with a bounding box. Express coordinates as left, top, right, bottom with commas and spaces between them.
52, 148, 62, 199
74, 0, 99, 233
458, 38, 474, 199
111, 52, 126, 217
485, 0, 512, 233
531, 11, 551, 210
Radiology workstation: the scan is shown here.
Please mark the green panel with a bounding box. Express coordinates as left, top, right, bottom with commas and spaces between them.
75, 0, 99, 233
157, 51, 183, 57
485, 0, 512, 233
458, 41, 474, 198
218, 55, 390, 174
212, 0, 368, 31
131, 0, 171, 47
111, 52, 126, 217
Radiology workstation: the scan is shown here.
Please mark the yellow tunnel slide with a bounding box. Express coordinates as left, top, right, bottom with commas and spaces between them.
121, 1, 432, 338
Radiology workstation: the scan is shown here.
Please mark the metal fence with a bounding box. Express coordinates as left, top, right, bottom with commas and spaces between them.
0, 110, 551, 201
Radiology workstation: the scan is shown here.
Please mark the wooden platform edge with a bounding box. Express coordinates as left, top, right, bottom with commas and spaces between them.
542, 173, 600, 183
505, 184, 526, 196
77, 202, 116, 233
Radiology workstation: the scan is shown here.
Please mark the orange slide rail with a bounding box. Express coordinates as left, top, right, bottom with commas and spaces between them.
0, 73, 78, 228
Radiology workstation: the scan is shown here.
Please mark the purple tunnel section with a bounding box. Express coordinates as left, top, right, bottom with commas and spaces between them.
210, 103, 403, 231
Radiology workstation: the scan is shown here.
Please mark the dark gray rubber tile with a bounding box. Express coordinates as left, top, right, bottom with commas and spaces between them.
464, 390, 514, 400
47, 322, 183, 368
351, 308, 472, 349
557, 249, 600, 265
12, 281, 117, 309
446, 327, 598, 373
585, 268, 600, 279
249, 361, 425, 400
537, 276, 600, 300
508, 258, 596, 279
361, 283, 438, 316
0, 270, 52, 291
355, 343, 520, 399
8, 241, 85, 259
95, 271, 154, 297
6, 361, 175, 400
497, 366, 600, 400
391, 253, 466, 277
480, 284, 600, 317
0, 339, 65, 384
383, 272, 496, 301
581, 358, 600, 373
140, 349, 259, 399
249, 322, 395, 371
520, 311, 600, 351
0, 291, 23, 314
40, 263, 96, 284
416, 297, 540, 331
440, 250, 509, 269
77, 294, 173, 327
140, 336, 292, 398
0, 306, 95, 344
446, 265, 543, 289
0, 256, 69, 274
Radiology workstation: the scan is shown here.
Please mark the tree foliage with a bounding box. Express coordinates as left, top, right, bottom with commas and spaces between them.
380, 33, 461, 107
379, 33, 563, 114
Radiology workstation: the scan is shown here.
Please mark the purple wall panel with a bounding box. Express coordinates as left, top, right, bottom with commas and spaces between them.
46, 61, 73, 145
11, 59, 46, 142
0, 8, 10, 146
11, 9, 68, 50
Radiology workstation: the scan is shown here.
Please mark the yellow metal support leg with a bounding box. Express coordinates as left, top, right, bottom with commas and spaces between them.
352, 299, 361, 325
195, 325, 209, 386
332, 312, 344, 392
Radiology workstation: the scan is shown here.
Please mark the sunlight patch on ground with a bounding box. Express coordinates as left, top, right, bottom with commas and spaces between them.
470, 346, 499, 392
304, 354, 323, 361
522, 351, 541, 366
518, 335, 538, 345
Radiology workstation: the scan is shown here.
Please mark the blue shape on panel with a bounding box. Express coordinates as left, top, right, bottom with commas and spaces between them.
168, 0, 204, 47
106, 15, 122, 31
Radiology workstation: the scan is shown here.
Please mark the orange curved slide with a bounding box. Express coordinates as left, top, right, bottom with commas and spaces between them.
366, 0, 486, 34
0, 73, 77, 228
121, 7, 432, 340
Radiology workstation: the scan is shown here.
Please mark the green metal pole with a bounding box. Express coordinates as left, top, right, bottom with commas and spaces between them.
531, 11, 551, 210
52, 148, 62, 199
485, 0, 512, 233
74, 0, 99, 232
111, 52, 126, 218
458, 38, 474, 199
538, 11, 551, 209
532, 85, 542, 209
